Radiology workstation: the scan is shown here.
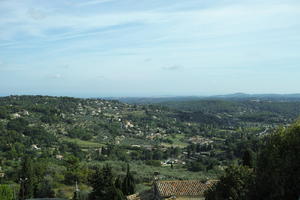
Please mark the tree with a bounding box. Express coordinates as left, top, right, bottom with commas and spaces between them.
122, 164, 135, 196
35, 179, 55, 198
206, 121, 300, 200
18, 156, 35, 200
64, 155, 88, 185
254, 124, 300, 200
0, 185, 15, 200
89, 165, 124, 200
73, 190, 80, 200
115, 176, 122, 190
0, 107, 8, 119
242, 149, 253, 168
204, 165, 255, 200
7, 118, 28, 133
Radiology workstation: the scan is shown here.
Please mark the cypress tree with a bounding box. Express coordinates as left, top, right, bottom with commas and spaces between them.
73, 191, 80, 200
115, 176, 122, 190
242, 149, 253, 168
122, 164, 135, 196
18, 156, 35, 200
89, 165, 125, 200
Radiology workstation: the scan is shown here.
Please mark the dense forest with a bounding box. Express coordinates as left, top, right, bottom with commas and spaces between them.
0, 95, 299, 199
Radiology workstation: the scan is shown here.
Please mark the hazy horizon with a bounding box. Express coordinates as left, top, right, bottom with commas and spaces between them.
2, 92, 300, 99
1, 0, 300, 97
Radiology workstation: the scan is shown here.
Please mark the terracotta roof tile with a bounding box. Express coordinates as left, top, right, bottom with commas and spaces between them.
155, 180, 216, 197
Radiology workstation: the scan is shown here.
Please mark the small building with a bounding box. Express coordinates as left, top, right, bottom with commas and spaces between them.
153, 180, 216, 200
55, 154, 64, 160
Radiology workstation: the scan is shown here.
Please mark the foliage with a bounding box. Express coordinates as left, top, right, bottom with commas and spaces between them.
18, 156, 35, 200
89, 165, 125, 200
241, 149, 253, 168
35, 179, 55, 198
0, 95, 299, 198
122, 164, 135, 195
64, 155, 89, 185
205, 122, 300, 200
0, 106, 8, 119
254, 124, 300, 200
0, 184, 15, 200
145, 160, 161, 167
7, 118, 28, 133
188, 161, 206, 172
205, 165, 255, 200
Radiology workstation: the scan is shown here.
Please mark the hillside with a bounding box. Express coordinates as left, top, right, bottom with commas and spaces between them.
114, 93, 300, 104
159, 99, 300, 124
0, 95, 300, 198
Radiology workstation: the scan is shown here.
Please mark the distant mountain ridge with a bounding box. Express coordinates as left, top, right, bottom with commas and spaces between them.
108, 93, 300, 104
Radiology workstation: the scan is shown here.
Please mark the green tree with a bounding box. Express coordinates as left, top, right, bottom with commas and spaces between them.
242, 149, 253, 168
18, 156, 35, 200
64, 155, 88, 185
0, 107, 8, 119
7, 118, 28, 133
73, 190, 80, 200
255, 124, 300, 200
205, 165, 255, 200
188, 161, 206, 172
89, 165, 124, 200
115, 176, 122, 191
0, 185, 15, 200
122, 164, 135, 196
35, 179, 55, 198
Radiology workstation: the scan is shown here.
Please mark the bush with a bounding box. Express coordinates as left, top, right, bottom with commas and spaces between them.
145, 160, 161, 167
0, 185, 15, 200
188, 161, 206, 172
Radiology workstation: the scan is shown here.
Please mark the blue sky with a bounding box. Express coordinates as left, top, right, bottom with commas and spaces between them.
0, 0, 300, 97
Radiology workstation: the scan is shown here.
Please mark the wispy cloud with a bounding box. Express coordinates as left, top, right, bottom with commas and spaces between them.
27, 8, 47, 20
75, 0, 115, 7
1, 1, 299, 46
144, 58, 152, 62
162, 65, 183, 71
48, 73, 63, 79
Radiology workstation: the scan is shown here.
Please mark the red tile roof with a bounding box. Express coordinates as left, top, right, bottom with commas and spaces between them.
155, 180, 216, 197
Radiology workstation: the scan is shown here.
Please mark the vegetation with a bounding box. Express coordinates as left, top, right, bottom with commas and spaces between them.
0, 185, 15, 200
205, 121, 300, 200
0, 95, 299, 199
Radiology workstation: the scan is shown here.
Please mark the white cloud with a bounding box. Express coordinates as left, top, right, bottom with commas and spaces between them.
0, 0, 299, 47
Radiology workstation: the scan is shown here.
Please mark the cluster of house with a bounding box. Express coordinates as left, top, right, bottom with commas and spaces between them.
161, 159, 186, 167
10, 110, 30, 119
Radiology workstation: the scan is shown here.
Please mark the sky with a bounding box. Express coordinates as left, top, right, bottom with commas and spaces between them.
0, 0, 300, 97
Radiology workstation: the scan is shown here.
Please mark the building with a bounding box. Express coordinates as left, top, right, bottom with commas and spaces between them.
153, 180, 216, 200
